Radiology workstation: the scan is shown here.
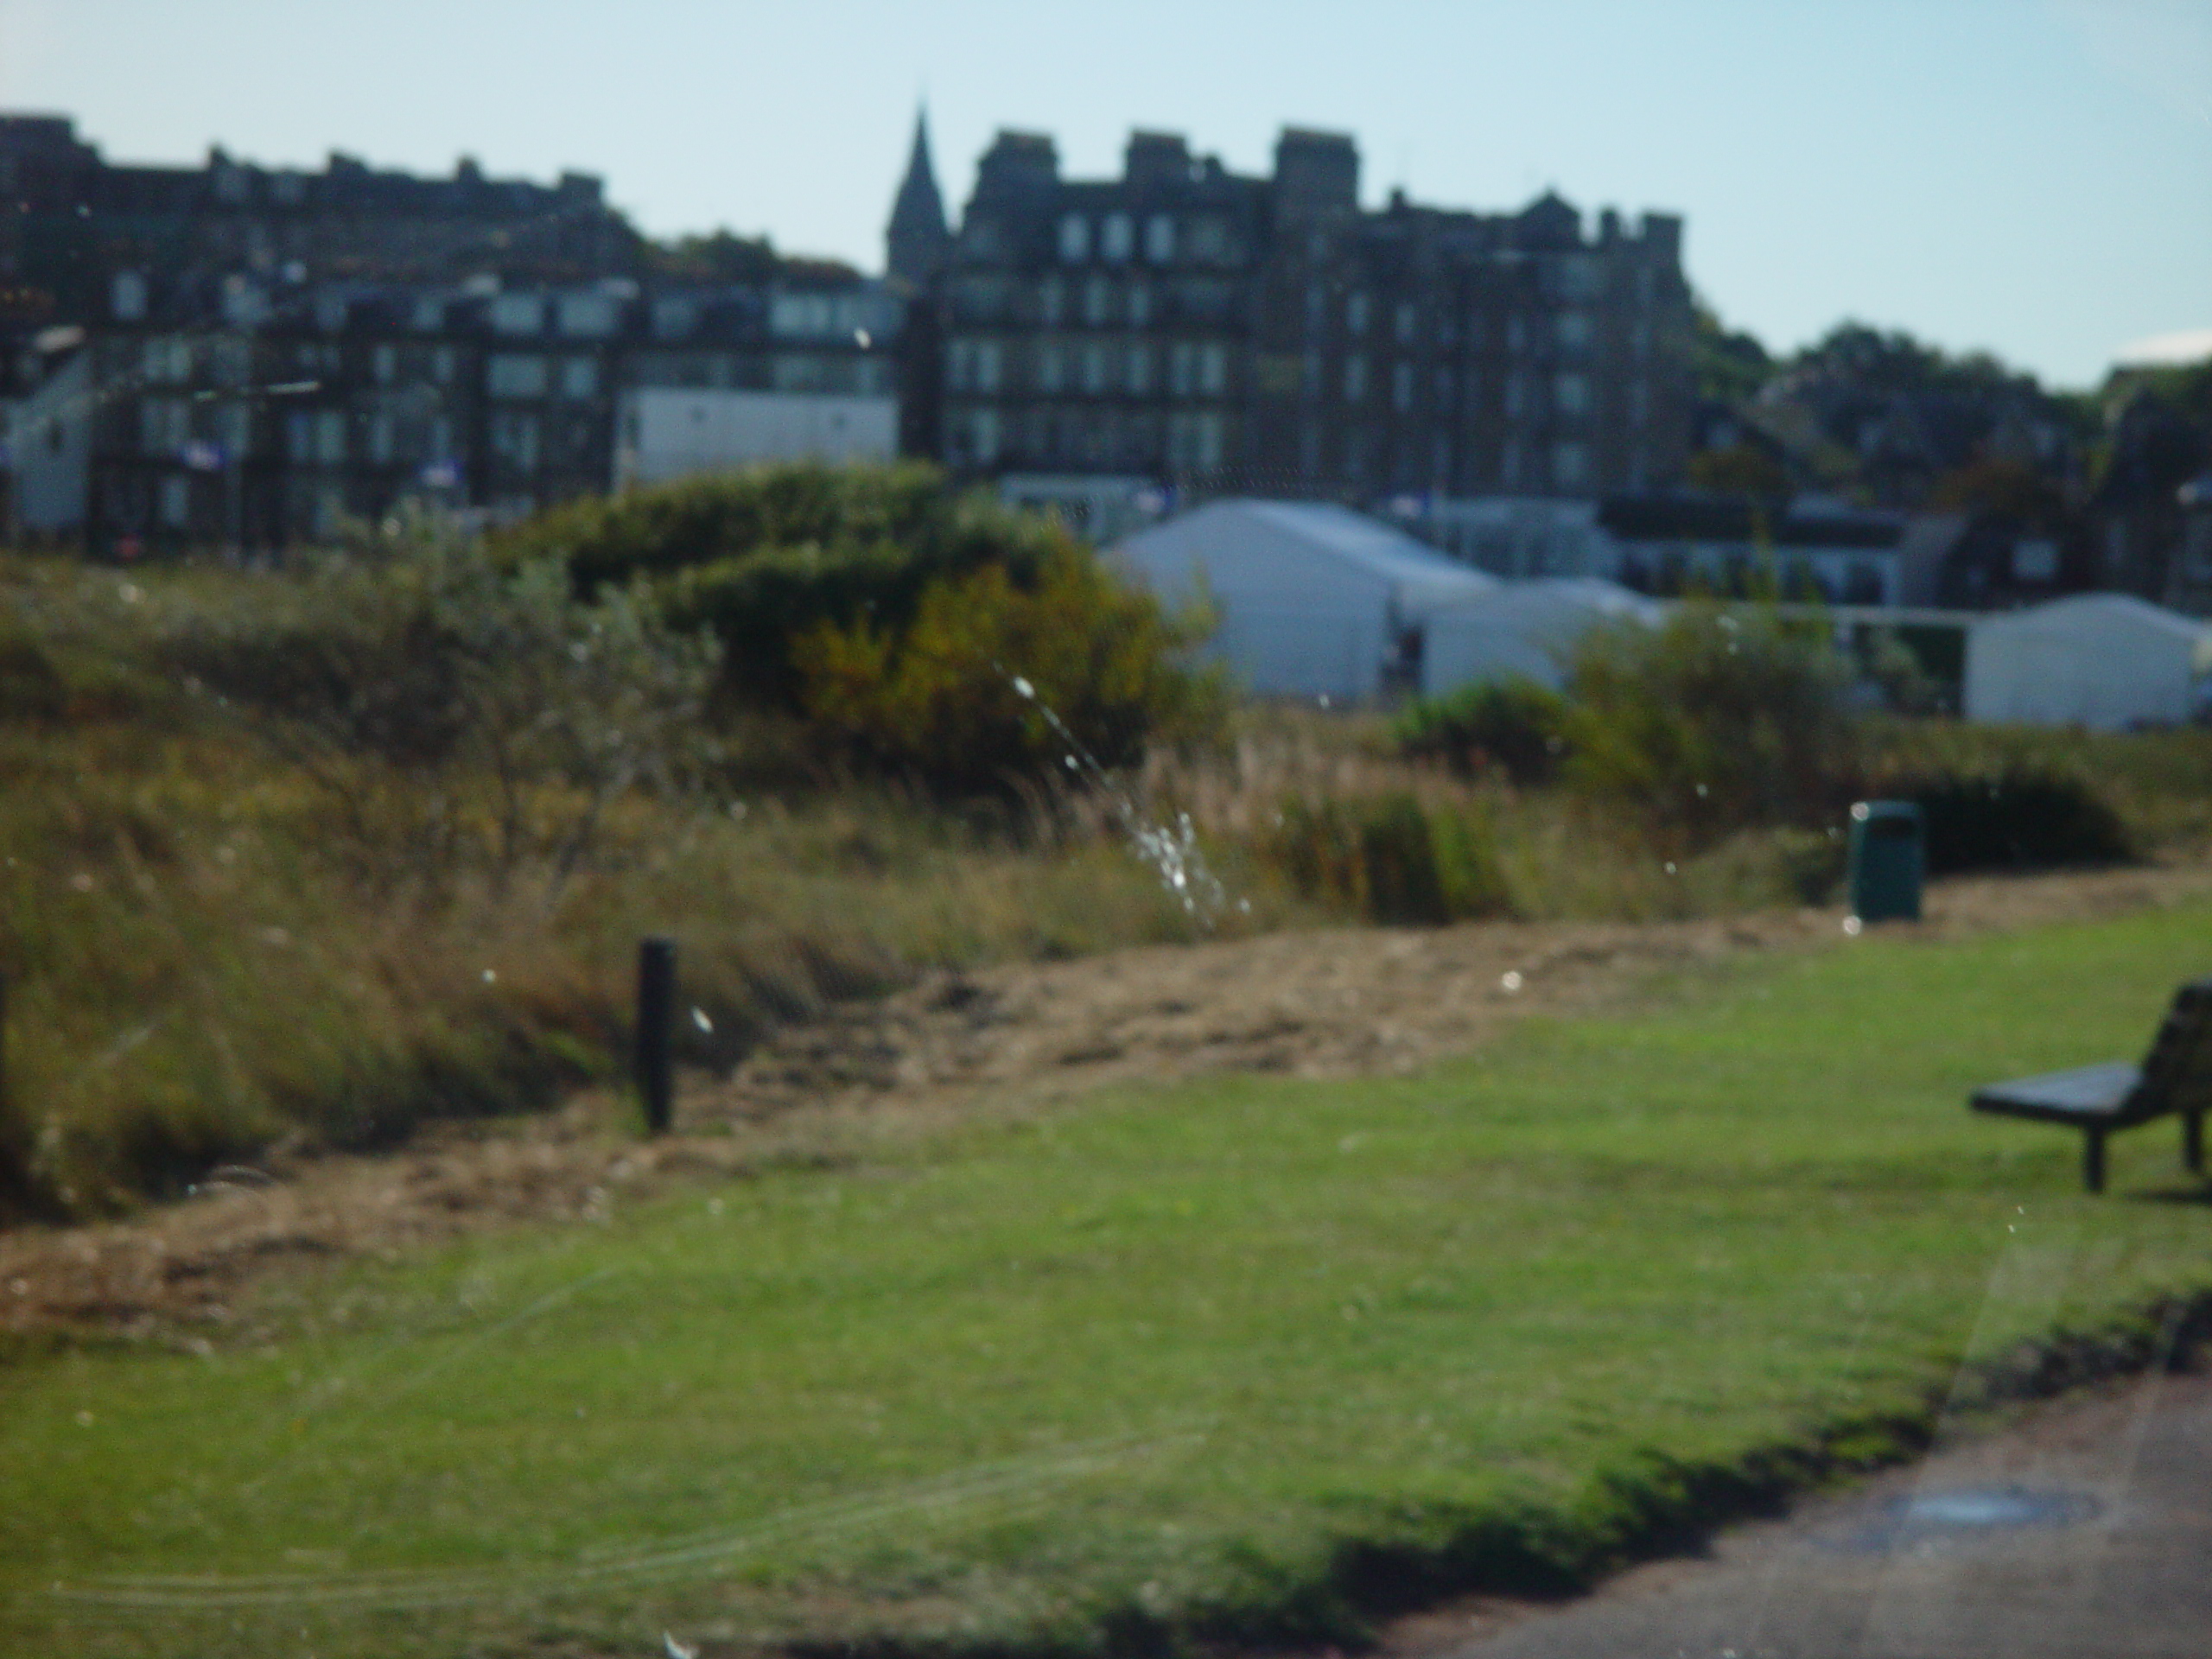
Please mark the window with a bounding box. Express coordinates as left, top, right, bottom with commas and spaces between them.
413, 298, 446, 333
1504, 372, 1525, 417
652, 297, 696, 340
488, 354, 549, 398
1058, 213, 1090, 262
1101, 213, 1132, 263
948, 338, 975, 393
1084, 277, 1111, 327
315, 410, 346, 465
490, 295, 544, 336
159, 474, 189, 528
1195, 411, 1224, 470
1127, 345, 1153, 395
372, 344, 397, 385
969, 408, 1001, 464
560, 357, 599, 399
492, 410, 540, 470
1128, 283, 1151, 327
432, 346, 457, 384
1553, 441, 1589, 487
976, 340, 1002, 394
143, 338, 191, 385
1346, 292, 1370, 335
367, 413, 395, 466
1186, 217, 1230, 262
1556, 311, 1592, 352
1199, 343, 1227, 397
1395, 302, 1415, 344
1554, 372, 1590, 415
1344, 353, 1366, 403
1168, 342, 1195, 397
1081, 343, 1107, 396
1144, 214, 1175, 263
1436, 366, 1456, 407
139, 398, 188, 454
558, 293, 618, 337
1393, 362, 1414, 413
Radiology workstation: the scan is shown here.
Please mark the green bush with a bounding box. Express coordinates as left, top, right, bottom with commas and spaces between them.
1394, 678, 1569, 784
1564, 602, 1855, 847
1891, 765, 2132, 874
790, 544, 1224, 791
499, 463, 1071, 707
1266, 792, 1510, 925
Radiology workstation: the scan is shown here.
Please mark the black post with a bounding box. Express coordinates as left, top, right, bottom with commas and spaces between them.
2082, 1127, 2106, 1195
635, 936, 676, 1135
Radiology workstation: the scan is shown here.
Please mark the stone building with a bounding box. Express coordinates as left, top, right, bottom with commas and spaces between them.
17, 262, 900, 555
929, 125, 1694, 506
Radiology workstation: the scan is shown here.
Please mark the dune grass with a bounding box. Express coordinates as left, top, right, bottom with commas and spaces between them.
4, 899, 2210, 1657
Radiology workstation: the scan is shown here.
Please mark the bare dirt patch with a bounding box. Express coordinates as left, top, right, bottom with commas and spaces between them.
4, 861, 2205, 1344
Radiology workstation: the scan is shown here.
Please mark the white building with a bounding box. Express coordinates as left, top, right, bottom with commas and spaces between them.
1964, 594, 2212, 730
1111, 499, 1496, 702
613, 388, 899, 488
1422, 578, 1663, 696
1388, 494, 1611, 579
2, 330, 94, 538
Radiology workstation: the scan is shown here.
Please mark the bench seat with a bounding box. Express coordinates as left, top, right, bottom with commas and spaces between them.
1972, 1062, 2145, 1126
1967, 979, 2212, 1192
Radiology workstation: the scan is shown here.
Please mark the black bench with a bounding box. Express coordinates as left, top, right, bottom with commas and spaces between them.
1970, 978, 2212, 1193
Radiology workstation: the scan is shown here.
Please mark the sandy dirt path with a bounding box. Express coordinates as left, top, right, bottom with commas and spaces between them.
3, 862, 2206, 1342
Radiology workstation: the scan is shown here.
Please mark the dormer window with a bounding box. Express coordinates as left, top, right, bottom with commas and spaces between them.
1058, 213, 1090, 262
1101, 213, 1133, 263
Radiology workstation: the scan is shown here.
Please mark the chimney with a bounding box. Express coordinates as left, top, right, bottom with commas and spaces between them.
1273, 128, 1359, 221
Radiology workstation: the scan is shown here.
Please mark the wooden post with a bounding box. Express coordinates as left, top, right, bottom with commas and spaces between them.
636, 937, 676, 1135
2082, 1127, 2106, 1195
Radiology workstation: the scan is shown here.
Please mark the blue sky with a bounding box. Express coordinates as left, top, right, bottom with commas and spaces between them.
2, 0, 2205, 389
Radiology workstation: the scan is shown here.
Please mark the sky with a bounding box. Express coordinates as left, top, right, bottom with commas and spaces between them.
1, 0, 2206, 390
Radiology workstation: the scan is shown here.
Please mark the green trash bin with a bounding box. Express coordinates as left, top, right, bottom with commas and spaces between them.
1848, 799, 1923, 924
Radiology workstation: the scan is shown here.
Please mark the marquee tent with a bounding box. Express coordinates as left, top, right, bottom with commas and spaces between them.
1111, 499, 1496, 702
1963, 594, 2212, 730
1421, 578, 1662, 696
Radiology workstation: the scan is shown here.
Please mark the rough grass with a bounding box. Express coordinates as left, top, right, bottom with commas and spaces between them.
5, 899, 2210, 1657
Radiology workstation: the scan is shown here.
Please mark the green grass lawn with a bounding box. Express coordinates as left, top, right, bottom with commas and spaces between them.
6, 901, 2212, 1658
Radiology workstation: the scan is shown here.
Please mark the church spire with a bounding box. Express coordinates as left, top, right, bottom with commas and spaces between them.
886, 106, 950, 285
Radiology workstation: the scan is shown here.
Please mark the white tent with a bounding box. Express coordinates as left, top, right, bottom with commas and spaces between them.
1111, 499, 1497, 702
1964, 594, 2212, 730
1421, 578, 1662, 696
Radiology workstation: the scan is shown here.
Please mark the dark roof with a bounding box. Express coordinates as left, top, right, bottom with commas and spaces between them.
1599, 495, 1906, 549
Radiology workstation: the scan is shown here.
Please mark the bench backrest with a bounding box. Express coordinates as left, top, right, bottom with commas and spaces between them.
2133, 977, 2212, 1116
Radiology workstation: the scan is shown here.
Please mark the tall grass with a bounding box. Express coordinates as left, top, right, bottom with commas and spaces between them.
0, 553, 1271, 1218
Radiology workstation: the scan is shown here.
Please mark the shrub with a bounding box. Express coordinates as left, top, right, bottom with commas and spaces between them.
790, 544, 1224, 791
1265, 792, 1510, 925
499, 463, 1071, 708
1889, 765, 2132, 874
1564, 602, 1855, 847
162, 519, 720, 889
1394, 678, 1569, 784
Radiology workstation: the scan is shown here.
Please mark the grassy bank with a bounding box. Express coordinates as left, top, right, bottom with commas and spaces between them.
4, 899, 2209, 1657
